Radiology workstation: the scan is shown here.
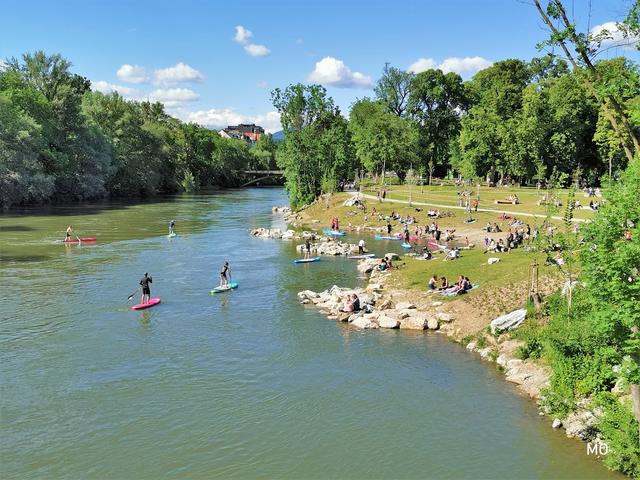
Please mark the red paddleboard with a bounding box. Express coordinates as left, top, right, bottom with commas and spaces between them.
63, 237, 97, 243
131, 298, 161, 310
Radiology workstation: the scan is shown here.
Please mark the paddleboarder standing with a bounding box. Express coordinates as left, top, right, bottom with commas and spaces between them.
169, 219, 175, 235
358, 239, 366, 255
304, 238, 312, 259
65, 225, 73, 241
139, 272, 152, 305
220, 261, 230, 288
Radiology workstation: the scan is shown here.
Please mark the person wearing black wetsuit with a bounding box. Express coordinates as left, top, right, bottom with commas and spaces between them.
387, 221, 392, 235
220, 261, 230, 287
140, 272, 152, 304
305, 239, 311, 259
169, 220, 175, 235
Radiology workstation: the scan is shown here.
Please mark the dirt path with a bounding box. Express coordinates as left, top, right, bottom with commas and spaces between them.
356, 193, 589, 223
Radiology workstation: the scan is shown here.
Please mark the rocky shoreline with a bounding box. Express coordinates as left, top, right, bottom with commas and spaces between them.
297, 254, 616, 448
250, 227, 362, 256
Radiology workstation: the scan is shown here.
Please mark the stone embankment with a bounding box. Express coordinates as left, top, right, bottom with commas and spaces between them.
296, 254, 615, 444
250, 228, 362, 256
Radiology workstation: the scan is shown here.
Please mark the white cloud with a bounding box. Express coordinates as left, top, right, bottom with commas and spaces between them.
234, 25, 253, 44
149, 88, 199, 107
439, 56, 493, 75
408, 58, 437, 74
244, 44, 271, 57
256, 81, 268, 88
116, 64, 149, 83
184, 108, 281, 133
307, 56, 372, 88
590, 21, 640, 50
154, 62, 205, 85
233, 25, 271, 57
92, 80, 138, 96
408, 56, 492, 76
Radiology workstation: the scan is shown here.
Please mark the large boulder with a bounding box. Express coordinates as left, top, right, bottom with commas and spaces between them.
427, 317, 440, 330
395, 301, 416, 310
490, 309, 527, 334
385, 253, 400, 261
351, 315, 379, 329
400, 314, 428, 330
377, 314, 400, 329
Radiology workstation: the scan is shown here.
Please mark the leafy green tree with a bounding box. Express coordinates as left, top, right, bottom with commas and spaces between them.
251, 134, 278, 170
374, 63, 414, 117
407, 69, 468, 181
349, 99, 418, 183
272, 84, 354, 207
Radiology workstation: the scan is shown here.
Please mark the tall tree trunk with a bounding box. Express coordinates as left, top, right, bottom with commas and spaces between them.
532, 0, 639, 164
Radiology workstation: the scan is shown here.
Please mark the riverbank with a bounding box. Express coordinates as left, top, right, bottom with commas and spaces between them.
284, 191, 633, 475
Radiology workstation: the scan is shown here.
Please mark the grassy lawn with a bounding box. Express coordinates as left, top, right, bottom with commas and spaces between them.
391, 247, 552, 293
371, 184, 597, 220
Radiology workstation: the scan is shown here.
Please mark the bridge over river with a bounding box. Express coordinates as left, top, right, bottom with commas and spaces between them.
241, 170, 284, 187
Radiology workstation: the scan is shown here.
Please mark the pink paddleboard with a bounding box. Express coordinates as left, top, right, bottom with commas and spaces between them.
131, 298, 161, 310
63, 237, 97, 242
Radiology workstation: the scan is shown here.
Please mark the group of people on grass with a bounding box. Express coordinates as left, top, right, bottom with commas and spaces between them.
428, 274, 473, 294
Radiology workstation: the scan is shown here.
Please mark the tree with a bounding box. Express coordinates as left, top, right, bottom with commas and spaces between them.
272, 84, 354, 207
532, 0, 640, 162
350, 99, 418, 183
374, 63, 414, 117
408, 69, 468, 181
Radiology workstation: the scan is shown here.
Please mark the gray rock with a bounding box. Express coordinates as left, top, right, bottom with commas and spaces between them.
552, 419, 562, 429
400, 315, 428, 330
427, 318, 440, 330
466, 341, 477, 351
385, 253, 400, 261
377, 314, 400, 329
351, 316, 379, 329
395, 301, 416, 310
436, 312, 453, 322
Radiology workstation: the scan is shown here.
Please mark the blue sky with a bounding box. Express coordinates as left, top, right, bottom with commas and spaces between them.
2, 0, 638, 131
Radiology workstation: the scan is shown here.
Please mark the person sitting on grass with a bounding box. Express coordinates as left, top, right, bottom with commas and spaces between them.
428, 275, 438, 290
438, 277, 449, 291
445, 248, 460, 261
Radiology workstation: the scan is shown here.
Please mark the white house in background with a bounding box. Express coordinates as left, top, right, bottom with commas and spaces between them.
218, 130, 232, 139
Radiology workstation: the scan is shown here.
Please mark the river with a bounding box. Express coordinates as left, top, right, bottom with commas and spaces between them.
0, 188, 620, 479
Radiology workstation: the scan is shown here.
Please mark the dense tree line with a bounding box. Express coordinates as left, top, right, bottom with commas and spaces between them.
0, 51, 277, 208
273, 54, 637, 208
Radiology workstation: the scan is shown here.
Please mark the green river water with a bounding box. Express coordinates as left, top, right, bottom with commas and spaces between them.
0, 189, 620, 479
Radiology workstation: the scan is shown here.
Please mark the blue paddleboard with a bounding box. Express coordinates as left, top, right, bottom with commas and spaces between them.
211, 281, 238, 294
294, 256, 321, 263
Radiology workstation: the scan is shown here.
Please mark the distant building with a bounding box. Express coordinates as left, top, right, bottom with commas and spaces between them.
221, 123, 265, 143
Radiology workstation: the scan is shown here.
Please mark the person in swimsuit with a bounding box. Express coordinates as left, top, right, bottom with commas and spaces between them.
169, 220, 175, 235
139, 272, 152, 304
305, 239, 312, 259
220, 261, 230, 287
65, 225, 73, 241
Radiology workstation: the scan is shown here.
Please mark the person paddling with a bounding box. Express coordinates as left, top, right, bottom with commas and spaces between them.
358, 239, 366, 255
304, 238, 312, 259
169, 219, 176, 235
220, 261, 230, 288
139, 272, 152, 305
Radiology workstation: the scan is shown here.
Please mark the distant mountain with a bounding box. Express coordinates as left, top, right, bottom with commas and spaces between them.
271, 130, 285, 143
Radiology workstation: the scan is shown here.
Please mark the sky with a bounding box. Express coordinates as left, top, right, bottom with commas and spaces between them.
2, 0, 639, 132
